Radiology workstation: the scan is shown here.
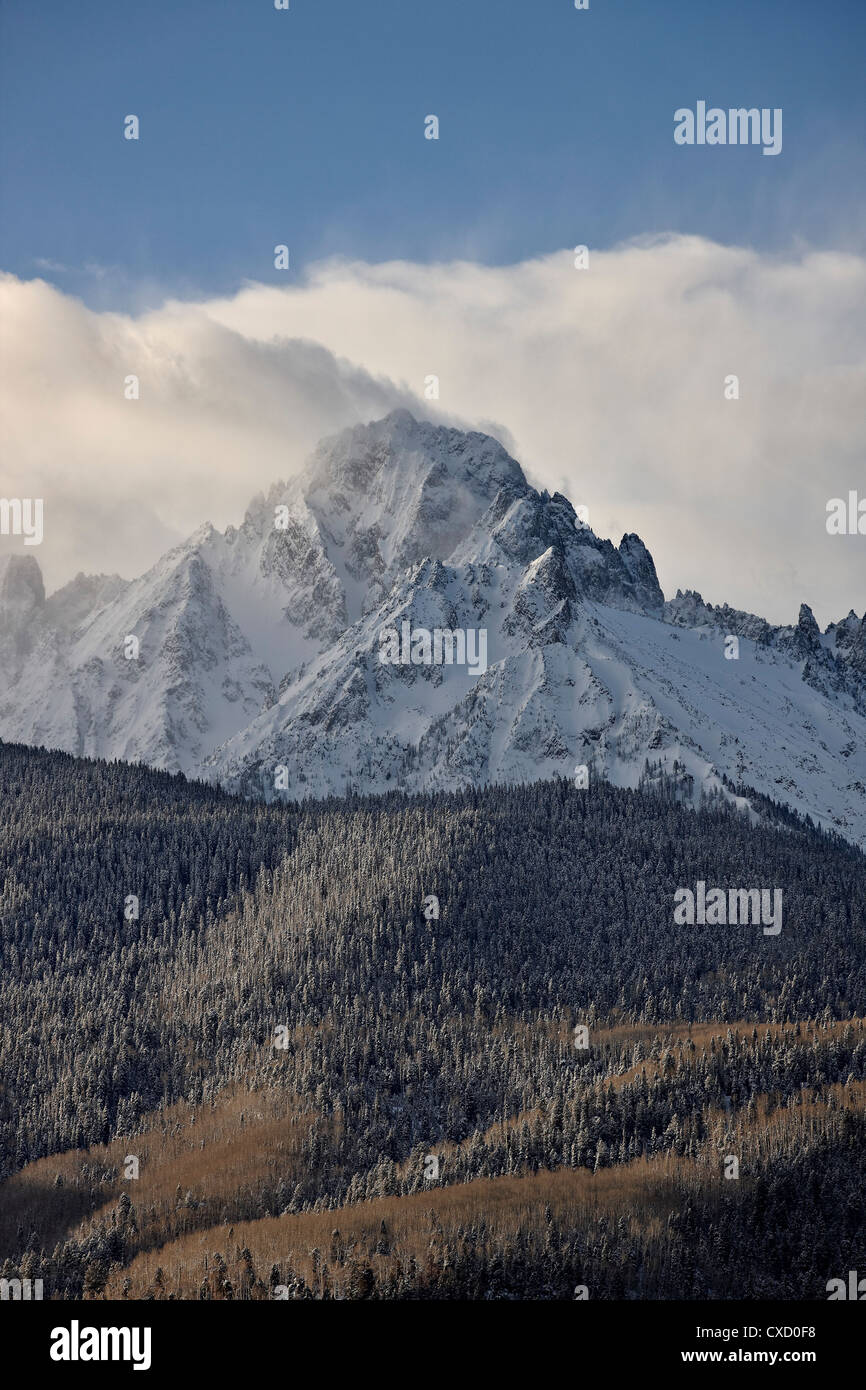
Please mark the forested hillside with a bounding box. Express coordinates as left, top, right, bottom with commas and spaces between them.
1, 741, 864, 1299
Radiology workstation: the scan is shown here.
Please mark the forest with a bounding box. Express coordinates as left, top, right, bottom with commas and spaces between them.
0, 740, 864, 1299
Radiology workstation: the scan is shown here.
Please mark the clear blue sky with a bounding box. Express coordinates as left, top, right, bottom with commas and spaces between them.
1, 0, 864, 308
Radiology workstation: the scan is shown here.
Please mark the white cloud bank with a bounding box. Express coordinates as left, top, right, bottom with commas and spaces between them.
1, 234, 864, 627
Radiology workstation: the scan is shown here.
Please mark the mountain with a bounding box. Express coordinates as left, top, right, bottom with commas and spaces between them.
1, 409, 864, 843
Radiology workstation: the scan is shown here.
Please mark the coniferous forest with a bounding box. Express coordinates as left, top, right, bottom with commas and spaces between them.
1, 740, 865, 1300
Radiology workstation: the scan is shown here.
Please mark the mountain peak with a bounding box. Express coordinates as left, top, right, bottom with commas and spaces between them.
0, 553, 45, 617
617, 533, 664, 612
305, 410, 527, 499
797, 602, 821, 642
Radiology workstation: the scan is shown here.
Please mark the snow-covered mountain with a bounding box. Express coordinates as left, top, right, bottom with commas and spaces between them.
2, 409, 865, 845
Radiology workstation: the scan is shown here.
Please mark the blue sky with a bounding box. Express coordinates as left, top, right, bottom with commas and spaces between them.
1, 0, 864, 308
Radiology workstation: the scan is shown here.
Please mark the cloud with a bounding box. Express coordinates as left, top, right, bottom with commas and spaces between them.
0, 274, 416, 594
1, 235, 864, 626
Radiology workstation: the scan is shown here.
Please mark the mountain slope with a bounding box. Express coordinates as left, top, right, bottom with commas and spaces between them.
2, 745, 866, 1300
